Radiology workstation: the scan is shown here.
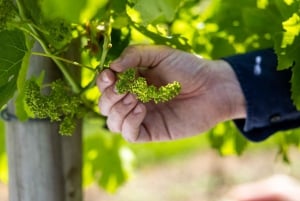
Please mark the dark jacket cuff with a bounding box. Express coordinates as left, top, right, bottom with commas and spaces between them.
223, 49, 300, 142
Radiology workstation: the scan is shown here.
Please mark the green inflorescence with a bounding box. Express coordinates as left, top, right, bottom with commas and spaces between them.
24, 79, 83, 135
0, 0, 18, 31
116, 68, 181, 103
43, 19, 73, 51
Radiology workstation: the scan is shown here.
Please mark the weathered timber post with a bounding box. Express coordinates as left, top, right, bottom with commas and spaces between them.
5, 42, 82, 201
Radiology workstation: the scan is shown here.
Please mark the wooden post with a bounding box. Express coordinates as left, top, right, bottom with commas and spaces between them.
5, 43, 82, 201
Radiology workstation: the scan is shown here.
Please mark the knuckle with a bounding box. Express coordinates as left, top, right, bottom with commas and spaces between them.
123, 133, 138, 143
107, 117, 121, 133
98, 97, 109, 116
123, 45, 138, 53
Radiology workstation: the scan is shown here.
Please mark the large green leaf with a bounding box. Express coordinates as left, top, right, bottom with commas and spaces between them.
133, 0, 182, 24
0, 30, 27, 108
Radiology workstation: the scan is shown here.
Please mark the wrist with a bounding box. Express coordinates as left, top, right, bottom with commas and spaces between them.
213, 60, 247, 120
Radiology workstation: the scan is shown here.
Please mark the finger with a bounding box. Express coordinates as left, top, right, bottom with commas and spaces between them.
96, 69, 116, 92
98, 84, 126, 116
106, 94, 138, 133
121, 103, 149, 142
110, 45, 174, 72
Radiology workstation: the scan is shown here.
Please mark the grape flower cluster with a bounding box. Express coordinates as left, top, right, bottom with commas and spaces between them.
0, 0, 18, 31
116, 68, 181, 103
24, 79, 83, 135
43, 19, 73, 51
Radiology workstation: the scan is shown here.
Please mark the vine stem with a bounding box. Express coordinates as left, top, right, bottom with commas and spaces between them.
81, 20, 112, 94
97, 29, 111, 72
15, 0, 81, 94
31, 52, 95, 71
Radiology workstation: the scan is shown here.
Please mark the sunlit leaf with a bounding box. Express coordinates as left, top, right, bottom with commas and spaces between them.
133, 0, 182, 24
274, 33, 300, 70
283, 13, 300, 35
281, 13, 300, 48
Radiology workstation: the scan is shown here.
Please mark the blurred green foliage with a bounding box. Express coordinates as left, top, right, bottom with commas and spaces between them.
83, 118, 135, 193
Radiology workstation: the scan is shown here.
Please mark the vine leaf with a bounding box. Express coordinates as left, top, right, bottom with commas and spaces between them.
274, 33, 296, 70
274, 13, 300, 70
273, 13, 300, 109
133, 23, 191, 52
0, 30, 27, 109
133, 0, 182, 25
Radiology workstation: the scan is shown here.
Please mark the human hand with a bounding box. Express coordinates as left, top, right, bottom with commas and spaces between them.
97, 45, 246, 142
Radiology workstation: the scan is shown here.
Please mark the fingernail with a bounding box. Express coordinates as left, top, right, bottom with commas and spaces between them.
102, 73, 110, 83
123, 95, 133, 105
133, 104, 143, 114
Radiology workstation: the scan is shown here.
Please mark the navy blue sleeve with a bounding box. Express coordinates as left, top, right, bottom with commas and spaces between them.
223, 49, 300, 142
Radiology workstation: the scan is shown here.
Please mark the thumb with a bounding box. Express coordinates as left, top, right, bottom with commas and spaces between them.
110, 45, 174, 72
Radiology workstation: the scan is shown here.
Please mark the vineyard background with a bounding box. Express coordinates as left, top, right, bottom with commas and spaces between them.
1, 0, 300, 200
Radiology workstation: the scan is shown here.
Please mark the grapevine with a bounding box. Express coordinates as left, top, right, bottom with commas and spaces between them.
116, 68, 181, 103
24, 79, 84, 135
42, 19, 73, 51
23, 67, 181, 135
0, 0, 18, 31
